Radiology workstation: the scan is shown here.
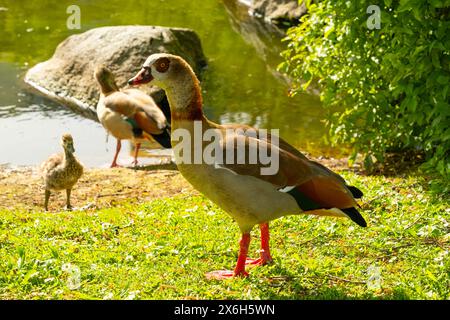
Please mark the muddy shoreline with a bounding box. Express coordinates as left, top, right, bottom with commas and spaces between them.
0, 156, 360, 212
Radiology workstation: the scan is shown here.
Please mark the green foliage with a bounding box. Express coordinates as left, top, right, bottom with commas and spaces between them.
280, 0, 450, 181
0, 172, 448, 299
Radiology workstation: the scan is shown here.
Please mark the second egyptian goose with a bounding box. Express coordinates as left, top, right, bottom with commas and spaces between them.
94, 66, 171, 167
128, 54, 366, 279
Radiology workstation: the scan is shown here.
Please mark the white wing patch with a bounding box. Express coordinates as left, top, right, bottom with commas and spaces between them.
213, 162, 238, 175
278, 185, 296, 193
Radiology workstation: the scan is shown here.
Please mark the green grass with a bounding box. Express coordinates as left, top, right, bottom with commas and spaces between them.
0, 172, 448, 300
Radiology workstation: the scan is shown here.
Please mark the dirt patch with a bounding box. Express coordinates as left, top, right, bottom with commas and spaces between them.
0, 164, 196, 212
0, 156, 360, 212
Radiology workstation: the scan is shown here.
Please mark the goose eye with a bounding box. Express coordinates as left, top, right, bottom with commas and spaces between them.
155, 57, 170, 73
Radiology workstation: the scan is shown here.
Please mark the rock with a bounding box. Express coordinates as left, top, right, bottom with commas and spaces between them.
223, 0, 291, 83
222, 1, 309, 85
227, 0, 307, 28
24, 26, 207, 121
224, 1, 284, 60
236, 0, 307, 25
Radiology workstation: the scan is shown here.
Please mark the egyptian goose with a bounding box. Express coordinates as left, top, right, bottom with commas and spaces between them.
128, 54, 366, 279
40, 133, 84, 211
94, 66, 171, 167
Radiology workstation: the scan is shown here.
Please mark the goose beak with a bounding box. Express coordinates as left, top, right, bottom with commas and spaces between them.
68, 144, 75, 153
128, 67, 153, 85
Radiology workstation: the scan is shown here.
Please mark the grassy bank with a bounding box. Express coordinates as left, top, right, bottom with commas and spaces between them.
0, 168, 448, 299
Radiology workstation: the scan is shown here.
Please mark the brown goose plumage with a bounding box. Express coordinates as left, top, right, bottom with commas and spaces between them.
94, 66, 171, 167
129, 53, 366, 279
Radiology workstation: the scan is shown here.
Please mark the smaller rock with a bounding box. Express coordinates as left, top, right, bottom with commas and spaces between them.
249, 0, 307, 25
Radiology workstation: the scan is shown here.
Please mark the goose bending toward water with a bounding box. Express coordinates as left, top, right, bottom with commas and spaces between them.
94, 66, 171, 167
129, 54, 366, 279
40, 133, 83, 211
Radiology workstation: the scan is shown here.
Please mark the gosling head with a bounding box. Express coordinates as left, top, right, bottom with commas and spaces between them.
127, 53, 195, 90
61, 133, 75, 153
94, 65, 119, 93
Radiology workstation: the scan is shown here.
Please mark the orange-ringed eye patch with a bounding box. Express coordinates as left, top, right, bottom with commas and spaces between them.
155, 57, 170, 73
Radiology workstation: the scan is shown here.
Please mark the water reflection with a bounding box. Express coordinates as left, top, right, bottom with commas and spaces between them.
0, 62, 172, 167
0, 0, 343, 167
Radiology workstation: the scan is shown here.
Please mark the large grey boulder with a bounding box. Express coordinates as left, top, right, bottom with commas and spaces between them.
24, 26, 207, 121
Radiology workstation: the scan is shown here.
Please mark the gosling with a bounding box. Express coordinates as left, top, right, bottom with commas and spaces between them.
40, 133, 84, 211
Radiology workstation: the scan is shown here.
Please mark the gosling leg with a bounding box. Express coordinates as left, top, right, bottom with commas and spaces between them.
66, 189, 73, 210
44, 189, 50, 211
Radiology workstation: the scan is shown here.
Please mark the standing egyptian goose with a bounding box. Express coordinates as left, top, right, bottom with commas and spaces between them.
128, 54, 366, 279
94, 66, 171, 167
40, 133, 84, 211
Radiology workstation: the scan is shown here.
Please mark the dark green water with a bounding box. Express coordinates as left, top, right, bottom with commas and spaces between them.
0, 0, 337, 167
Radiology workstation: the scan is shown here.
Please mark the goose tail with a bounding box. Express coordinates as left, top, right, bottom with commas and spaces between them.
341, 207, 367, 227
150, 127, 171, 148
347, 186, 363, 199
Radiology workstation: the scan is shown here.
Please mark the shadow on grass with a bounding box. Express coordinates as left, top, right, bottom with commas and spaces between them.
354, 150, 448, 202
254, 265, 411, 300
133, 162, 178, 172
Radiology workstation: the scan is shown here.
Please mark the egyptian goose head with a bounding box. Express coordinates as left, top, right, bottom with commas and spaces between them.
128, 54, 202, 120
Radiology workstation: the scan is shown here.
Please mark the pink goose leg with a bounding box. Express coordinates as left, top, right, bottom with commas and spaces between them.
110, 139, 122, 168
245, 223, 273, 266
206, 233, 251, 280
132, 142, 141, 166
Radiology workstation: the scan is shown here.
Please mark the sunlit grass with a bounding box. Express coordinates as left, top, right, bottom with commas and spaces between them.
0, 172, 448, 299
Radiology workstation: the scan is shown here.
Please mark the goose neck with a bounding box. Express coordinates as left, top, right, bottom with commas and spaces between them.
165, 73, 204, 123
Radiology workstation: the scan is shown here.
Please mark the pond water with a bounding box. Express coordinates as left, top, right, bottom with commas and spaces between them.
0, 0, 340, 168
